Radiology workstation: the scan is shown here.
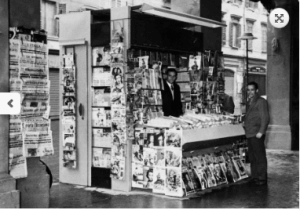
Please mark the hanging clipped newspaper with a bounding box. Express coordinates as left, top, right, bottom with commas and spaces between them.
62, 53, 77, 168
8, 27, 54, 179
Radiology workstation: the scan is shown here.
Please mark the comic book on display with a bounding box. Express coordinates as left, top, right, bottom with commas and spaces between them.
93, 128, 112, 148
132, 162, 144, 188
93, 148, 111, 168
153, 167, 166, 194
93, 67, 111, 86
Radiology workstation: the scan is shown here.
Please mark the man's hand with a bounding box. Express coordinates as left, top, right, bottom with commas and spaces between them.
256, 132, 263, 139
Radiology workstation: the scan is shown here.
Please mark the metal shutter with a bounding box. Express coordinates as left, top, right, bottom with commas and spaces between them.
49, 69, 60, 116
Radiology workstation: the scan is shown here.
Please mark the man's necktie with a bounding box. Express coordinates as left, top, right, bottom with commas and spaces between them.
171, 84, 174, 100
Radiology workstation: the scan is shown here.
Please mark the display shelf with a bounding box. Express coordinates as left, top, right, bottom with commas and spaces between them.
92, 126, 111, 129
92, 105, 111, 108
92, 145, 111, 148
92, 65, 110, 68
182, 124, 244, 144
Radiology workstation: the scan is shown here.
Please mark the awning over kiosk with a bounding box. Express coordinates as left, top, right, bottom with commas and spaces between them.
135, 3, 227, 28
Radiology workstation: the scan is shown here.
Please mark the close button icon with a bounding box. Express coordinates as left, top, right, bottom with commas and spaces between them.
0, 93, 21, 115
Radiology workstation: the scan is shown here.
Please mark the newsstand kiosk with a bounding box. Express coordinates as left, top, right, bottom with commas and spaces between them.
59, 4, 246, 197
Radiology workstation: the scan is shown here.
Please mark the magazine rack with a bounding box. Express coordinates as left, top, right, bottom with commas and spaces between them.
58, 4, 231, 195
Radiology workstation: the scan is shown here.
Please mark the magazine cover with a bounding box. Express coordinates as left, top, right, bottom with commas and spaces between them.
144, 132, 155, 148
153, 167, 166, 194
164, 129, 182, 148
182, 168, 195, 195
139, 56, 149, 70
165, 148, 181, 168
192, 156, 201, 168
93, 67, 111, 86
111, 74, 124, 94
93, 89, 111, 107
143, 166, 154, 189
132, 162, 144, 188
132, 145, 144, 164
92, 128, 112, 148
195, 166, 208, 190
165, 168, 183, 197
154, 148, 165, 167
143, 148, 155, 167
232, 156, 248, 179
92, 108, 107, 127
62, 120, 75, 134
111, 93, 125, 107
92, 46, 111, 66
214, 163, 228, 185
187, 168, 202, 191
186, 157, 194, 169
63, 150, 76, 168
188, 55, 201, 71
154, 128, 165, 147
63, 133, 75, 151
93, 147, 103, 168
110, 157, 125, 180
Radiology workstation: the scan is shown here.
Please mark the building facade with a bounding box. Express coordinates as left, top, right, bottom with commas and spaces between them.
221, 0, 268, 114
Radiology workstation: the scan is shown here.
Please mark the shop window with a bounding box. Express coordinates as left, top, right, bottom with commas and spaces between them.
246, 20, 254, 50
261, 24, 267, 52
41, 0, 58, 37
49, 69, 59, 117
229, 17, 241, 48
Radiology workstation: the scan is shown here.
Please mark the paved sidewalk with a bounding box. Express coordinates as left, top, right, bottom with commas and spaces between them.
50, 150, 299, 208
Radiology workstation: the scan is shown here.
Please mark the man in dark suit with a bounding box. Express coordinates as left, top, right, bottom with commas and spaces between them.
245, 81, 270, 186
221, 93, 235, 114
162, 68, 183, 117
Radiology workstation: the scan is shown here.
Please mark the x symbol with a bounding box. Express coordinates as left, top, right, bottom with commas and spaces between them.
275, 14, 284, 23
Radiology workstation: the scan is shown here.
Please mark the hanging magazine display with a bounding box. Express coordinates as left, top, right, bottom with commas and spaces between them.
8, 27, 54, 178
62, 53, 77, 168
109, 19, 127, 180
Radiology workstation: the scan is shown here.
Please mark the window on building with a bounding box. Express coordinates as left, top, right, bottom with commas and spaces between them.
245, 0, 258, 9
222, 21, 227, 46
41, 0, 58, 37
224, 69, 235, 97
261, 24, 267, 52
229, 17, 241, 48
232, 0, 242, 5
246, 20, 254, 50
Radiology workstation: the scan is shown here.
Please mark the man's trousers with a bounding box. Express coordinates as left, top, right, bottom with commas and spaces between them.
247, 135, 268, 181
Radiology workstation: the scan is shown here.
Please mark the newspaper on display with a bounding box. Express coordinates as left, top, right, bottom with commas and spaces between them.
8, 27, 54, 178
61, 53, 77, 168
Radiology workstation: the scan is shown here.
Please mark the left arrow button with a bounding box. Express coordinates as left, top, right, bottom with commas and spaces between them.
8, 99, 13, 108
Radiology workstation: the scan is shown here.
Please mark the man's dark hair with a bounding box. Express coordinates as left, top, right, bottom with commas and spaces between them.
247, 81, 259, 90
166, 68, 178, 77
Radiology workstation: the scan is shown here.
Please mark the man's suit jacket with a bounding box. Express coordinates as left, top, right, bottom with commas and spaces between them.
244, 94, 270, 138
222, 94, 235, 114
162, 80, 183, 117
